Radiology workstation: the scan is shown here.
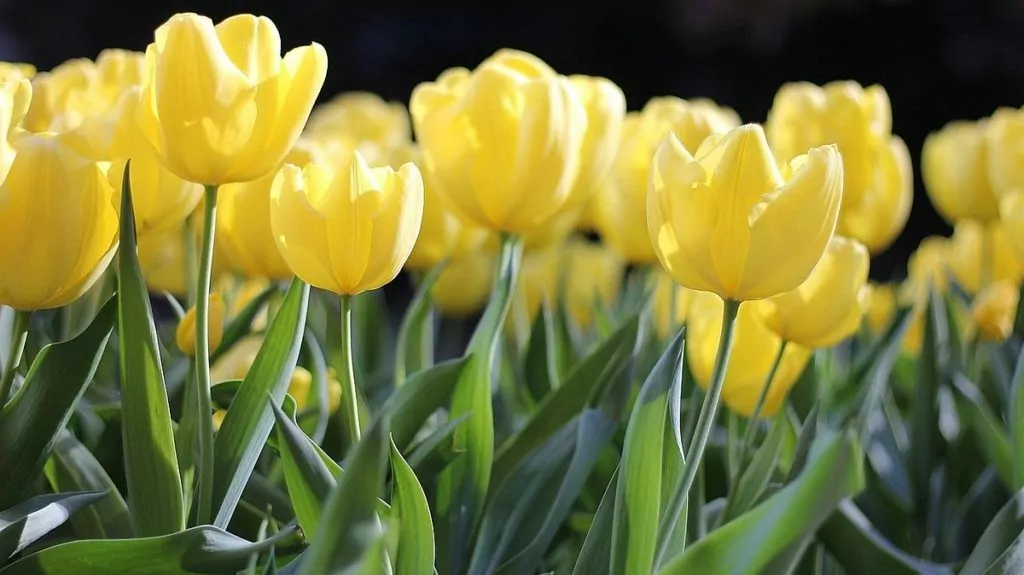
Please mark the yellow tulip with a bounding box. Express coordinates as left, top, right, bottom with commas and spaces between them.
137, 218, 229, 296
176, 293, 225, 356
599, 98, 740, 263
410, 49, 587, 234
687, 292, 812, 417
864, 283, 897, 335
758, 236, 870, 348
508, 243, 562, 339
0, 62, 34, 81
986, 107, 1024, 199
971, 280, 1019, 342
0, 78, 31, 175
562, 239, 624, 329
899, 237, 951, 355
270, 150, 423, 295
305, 91, 410, 151
650, 269, 696, 339
390, 143, 487, 270
834, 135, 913, 254
431, 251, 496, 317
647, 123, 843, 302
1000, 191, 1024, 260
212, 410, 227, 430
216, 139, 322, 279
561, 75, 626, 217
137, 13, 327, 186
0, 132, 118, 310
922, 119, 1000, 223
947, 220, 1023, 295
286, 366, 342, 413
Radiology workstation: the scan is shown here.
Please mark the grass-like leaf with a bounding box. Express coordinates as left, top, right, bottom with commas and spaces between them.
43, 431, 132, 539
394, 263, 443, 385
0, 491, 105, 561
390, 438, 434, 574
271, 401, 334, 541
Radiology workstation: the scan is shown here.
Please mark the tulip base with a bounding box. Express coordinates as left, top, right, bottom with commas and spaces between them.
195, 185, 219, 526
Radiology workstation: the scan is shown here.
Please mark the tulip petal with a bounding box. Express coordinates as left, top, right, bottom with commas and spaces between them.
270, 164, 338, 292
214, 15, 282, 83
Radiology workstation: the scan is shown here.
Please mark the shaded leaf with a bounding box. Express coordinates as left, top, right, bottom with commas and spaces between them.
0, 491, 105, 560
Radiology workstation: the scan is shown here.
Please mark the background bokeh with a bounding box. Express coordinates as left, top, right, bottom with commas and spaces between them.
6, 0, 1024, 279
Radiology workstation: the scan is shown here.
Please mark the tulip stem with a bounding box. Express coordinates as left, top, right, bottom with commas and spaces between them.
0, 310, 31, 407
195, 185, 219, 526
655, 298, 741, 567
338, 294, 361, 445
740, 340, 788, 448
184, 213, 199, 308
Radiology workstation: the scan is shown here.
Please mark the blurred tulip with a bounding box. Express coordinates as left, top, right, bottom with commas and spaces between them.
687, 292, 812, 417
599, 98, 739, 263
410, 49, 586, 234
647, 123, 843, 302
305, 91, 410, 152
864, 283, 897, 335
137, 13, 327, 185
986, 107, 1024, 199
270, 150, 423, 295
562, 239, 624, 329
899, 237, 951, 354
971, 280, 1019, 343
176, 293, 225, 356
137, 217, 229, 297
758, 236, 870, 348
650, 269, 696, 339
0, 62, 35, 81
947, 220, 1023, 295
286, 366, 342, 413
508, 243, 562, 339
212, 410, 227, 430
1000, 191, 1024, 265
431, 251, 496, 317
835, 135, 912, 254
922, 119, 1000, 223
217, 139, 322, 279
0, 132, 118, 310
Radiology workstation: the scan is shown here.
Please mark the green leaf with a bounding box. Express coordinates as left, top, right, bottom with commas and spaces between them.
271, 401, 334, 541
723, 414, 787, 522
43, 431, 133, 539
211, 285, 277, 366
611, 330, 684, 575
854, 307, 914, 437
437, 234, 522, 575
492, 316, 639, 489
1, 491, 105, 561
572, 468, 618, 575
818, 501, 955, 575
960, 486, 1024, 575
0, 298, 116, 509
951, 373, 1013, 488
1009, 345, 1024, 490
785, 405, 818, 482
911, 288, 946, 524
390, 438, 434, 575
407, 413, 470, 477
0, 525, 299, 575
523, 304, 574, 403
493, 410, 618, 575
298, 416, 390, 575
213, 278, 309, 528
657, 431, 864, 575
378, 357, 471, 451
395, 264, 443, 385
116, 167, 185, 536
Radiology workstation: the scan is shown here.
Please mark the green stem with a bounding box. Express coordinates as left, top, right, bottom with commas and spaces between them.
741, 340, 788, 447
195, 185, 219, 526
0, 309, 31, 406
654, 298, 741, 567
184, 212, 199, 308
339, 294, 360, 444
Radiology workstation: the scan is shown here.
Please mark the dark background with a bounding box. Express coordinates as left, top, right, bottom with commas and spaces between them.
6, 0, 1024, 280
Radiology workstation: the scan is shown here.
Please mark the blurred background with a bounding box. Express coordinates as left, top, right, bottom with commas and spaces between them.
6, 0, 1024, 279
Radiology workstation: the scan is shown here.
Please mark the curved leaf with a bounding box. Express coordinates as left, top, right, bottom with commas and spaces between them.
271, 401, 334, 541
379, 357, 471, 451
1, 491, 105, 561
390, 439, 434, 575
961, 487, 1024, 575
572, 468, 618, 575
395, 263, 443, 385
44, 431, 132, 539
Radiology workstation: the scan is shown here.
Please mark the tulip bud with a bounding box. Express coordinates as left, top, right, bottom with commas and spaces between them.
212, 409, 227, 431
269, 150, 424, 295
947, 220, 1023, 295
306, 92, 410, 152
598, 98, 739, 264
431, 252, 496, 317
410, 49, 587, 234
176, 293, 226, 357
758, 236, 870, 348
687, 292, 812, 417
864, 283, 897, 335
922, 120, 1000, 223
137, 13, 327, 185
971, 281, 1019, 342
650, 269, 696, 339
986, 107, 1024, 199
0, 131, 119, 310
647, 123, 843, 302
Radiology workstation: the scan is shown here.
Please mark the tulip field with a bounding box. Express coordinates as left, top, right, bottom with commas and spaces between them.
3, 10, 1024, 575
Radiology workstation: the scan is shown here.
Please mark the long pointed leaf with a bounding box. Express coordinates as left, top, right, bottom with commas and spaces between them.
395, 264, 443, 385
0, 491, 105, 560
379, 357, 471, 451
390, 439, 434, 575
271, 401, 334, 541
44, 431, 132, 539
960, 486, 1024, 575
572, 467, 619, 575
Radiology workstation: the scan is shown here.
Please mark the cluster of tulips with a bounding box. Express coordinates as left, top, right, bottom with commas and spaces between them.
2, 9, 1024, 575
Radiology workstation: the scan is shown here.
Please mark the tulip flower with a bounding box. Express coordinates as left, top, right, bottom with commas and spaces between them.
431, 252, 496, 317
922, 119, 1000, 223
758, 236, 870, 349
562, 239, 624, 330
0, 62, 34, 82
137, 13, 326, 186
834, 136, 913, 254
970, 281, 1019, 343
947, 220, 1022, 295
986, 107, 1024, 199
864, 283, 897, 335
508, 243, 562, 343
176, 293, 225, 356
410, 49, 587, 235
687, 291, 812, 417
599, 97, 739, 263
305, 91, 410, 153
216, 139, 322, 280
271, 149, 423, 443
650, 269, 696, 339
899, 237, 950, 354
647, 123, 843, 302
999, 191, 1024, 265
0, 78, 30, 175
136, 218, 229, 297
